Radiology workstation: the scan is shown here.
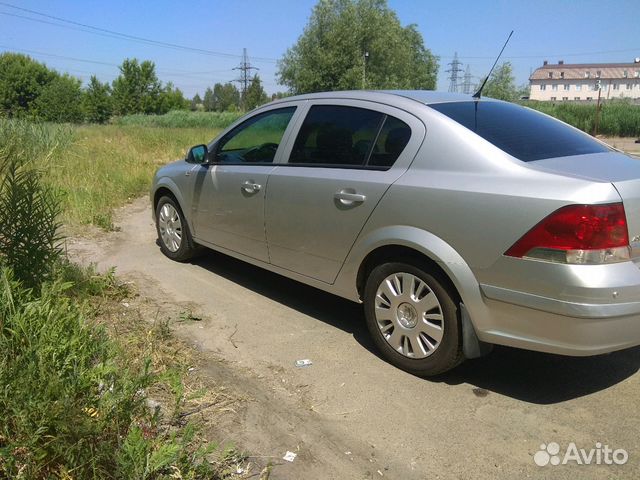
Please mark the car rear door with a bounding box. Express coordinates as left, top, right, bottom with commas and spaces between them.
265, 100, 425, 283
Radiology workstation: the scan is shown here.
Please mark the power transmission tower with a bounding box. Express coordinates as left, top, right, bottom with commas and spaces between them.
446, 52, 464, 93
233, 48, 258, 109
462, 65, 473, 94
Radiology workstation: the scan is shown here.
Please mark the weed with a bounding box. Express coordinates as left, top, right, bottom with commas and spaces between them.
179, 311, 203, 322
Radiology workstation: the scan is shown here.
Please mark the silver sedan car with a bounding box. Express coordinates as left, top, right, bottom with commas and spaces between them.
151, 90, 640, 376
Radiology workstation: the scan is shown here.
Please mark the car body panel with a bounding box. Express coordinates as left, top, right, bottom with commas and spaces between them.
265, 98, 427, 283
190, 164, 275, 262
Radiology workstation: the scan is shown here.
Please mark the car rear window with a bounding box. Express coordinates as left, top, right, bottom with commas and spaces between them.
429, 101, 610, 162
289, 105, 411, 168
289, 105, 384, 167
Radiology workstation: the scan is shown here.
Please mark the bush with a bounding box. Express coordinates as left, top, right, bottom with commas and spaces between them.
83, 76, 113, 124
0, 53, 56, 118
32, 74, 84, 123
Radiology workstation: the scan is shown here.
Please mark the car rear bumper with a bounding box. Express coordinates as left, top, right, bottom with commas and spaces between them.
478, 285, 640, 356
474, 258, 640, 356
481, 283, 640, 318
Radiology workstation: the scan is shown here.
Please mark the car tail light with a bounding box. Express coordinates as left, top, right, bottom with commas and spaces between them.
505, 203, 630, 264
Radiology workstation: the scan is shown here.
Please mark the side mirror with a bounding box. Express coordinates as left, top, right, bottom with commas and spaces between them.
186, 144, 208, 164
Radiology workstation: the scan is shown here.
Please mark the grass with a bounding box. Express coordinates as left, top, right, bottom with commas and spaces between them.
114, 110, 242, 129
51, 124, 220, 229
0, 261, 245, 479
521, 100, 640, 137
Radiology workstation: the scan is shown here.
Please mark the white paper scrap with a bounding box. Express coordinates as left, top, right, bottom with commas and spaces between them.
283, 451, 297, 462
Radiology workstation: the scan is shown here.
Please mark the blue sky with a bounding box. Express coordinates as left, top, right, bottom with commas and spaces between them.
1, 0, 639, 97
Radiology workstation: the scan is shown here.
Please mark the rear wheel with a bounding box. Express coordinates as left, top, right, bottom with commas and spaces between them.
156, 195, 199, 262
363, 261, 464, 376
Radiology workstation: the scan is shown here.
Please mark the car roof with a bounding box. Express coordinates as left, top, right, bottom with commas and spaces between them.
267, 89, 488, 107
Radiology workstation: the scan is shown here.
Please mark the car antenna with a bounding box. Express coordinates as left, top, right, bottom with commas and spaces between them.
472, 30, 514, 99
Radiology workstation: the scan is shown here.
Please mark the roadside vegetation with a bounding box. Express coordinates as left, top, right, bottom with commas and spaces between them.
0, 120, 243, 479
113, 110, 241, 129
114, 100, 640, 138
53, 124, 218, 230
522, 100, 640, 137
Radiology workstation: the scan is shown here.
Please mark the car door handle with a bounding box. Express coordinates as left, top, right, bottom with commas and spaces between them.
334, 190, 366, 205
241, 181, 261, 194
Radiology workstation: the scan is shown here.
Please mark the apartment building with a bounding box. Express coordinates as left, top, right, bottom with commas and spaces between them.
529, 59, 640, 101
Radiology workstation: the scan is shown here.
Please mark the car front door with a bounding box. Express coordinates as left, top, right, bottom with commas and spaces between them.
191, 105, 298, 262
265, 101, 425, 283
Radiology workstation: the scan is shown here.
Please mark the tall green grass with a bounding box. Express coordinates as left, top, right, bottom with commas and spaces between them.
114, 110, 242, 129
521, 100, 640, 137
51, 124, 220, 229
0, 120, 73, 287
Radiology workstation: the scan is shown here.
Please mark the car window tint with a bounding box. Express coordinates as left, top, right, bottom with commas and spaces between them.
289, 105, 384, 166
429, 101, 609, 162
216, 107, 296, 164
368, 116, 412, 167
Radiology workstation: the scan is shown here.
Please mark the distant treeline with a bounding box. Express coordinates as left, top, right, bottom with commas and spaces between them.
2, 52, 638, 136
0, 52, 271, 124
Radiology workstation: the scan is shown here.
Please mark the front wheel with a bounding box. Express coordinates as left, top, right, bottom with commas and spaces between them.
363, 261, 464, 376
155, 195, 199, 262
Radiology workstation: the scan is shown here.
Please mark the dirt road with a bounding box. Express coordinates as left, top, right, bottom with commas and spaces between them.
69, 197, 640, 479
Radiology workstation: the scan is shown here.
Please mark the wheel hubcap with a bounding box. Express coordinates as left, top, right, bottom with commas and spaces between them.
158, 203, 182, 252
397, 302, 418, 328
374, 272, 444, 359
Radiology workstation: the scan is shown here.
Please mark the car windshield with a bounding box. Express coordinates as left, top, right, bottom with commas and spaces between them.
429, 101, 610, 162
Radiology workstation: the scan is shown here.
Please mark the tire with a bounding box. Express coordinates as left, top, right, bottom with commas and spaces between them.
363, 261, 464, 376
155, 195, 200, 262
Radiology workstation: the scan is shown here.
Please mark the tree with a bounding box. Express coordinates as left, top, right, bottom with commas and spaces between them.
190, 93, 202, 111
203, 83, 240, 111
277, 0, 438, 94
158, 82, 189, 113
111, 58, 162, 115
482, 62, 518, 101
33, 74, 84, 123
215, 83, 241, 111
203, 87, 215, 112
82, 76, 112, 123
271, 92, 291, 101
0, 53, 56, 117
243, 75, 268, 110
516, 83, 530, 100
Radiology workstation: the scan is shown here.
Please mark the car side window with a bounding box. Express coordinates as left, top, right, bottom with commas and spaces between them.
289, 105, 385, 167
215, 107, 296, 164
367, 116, 412, 167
